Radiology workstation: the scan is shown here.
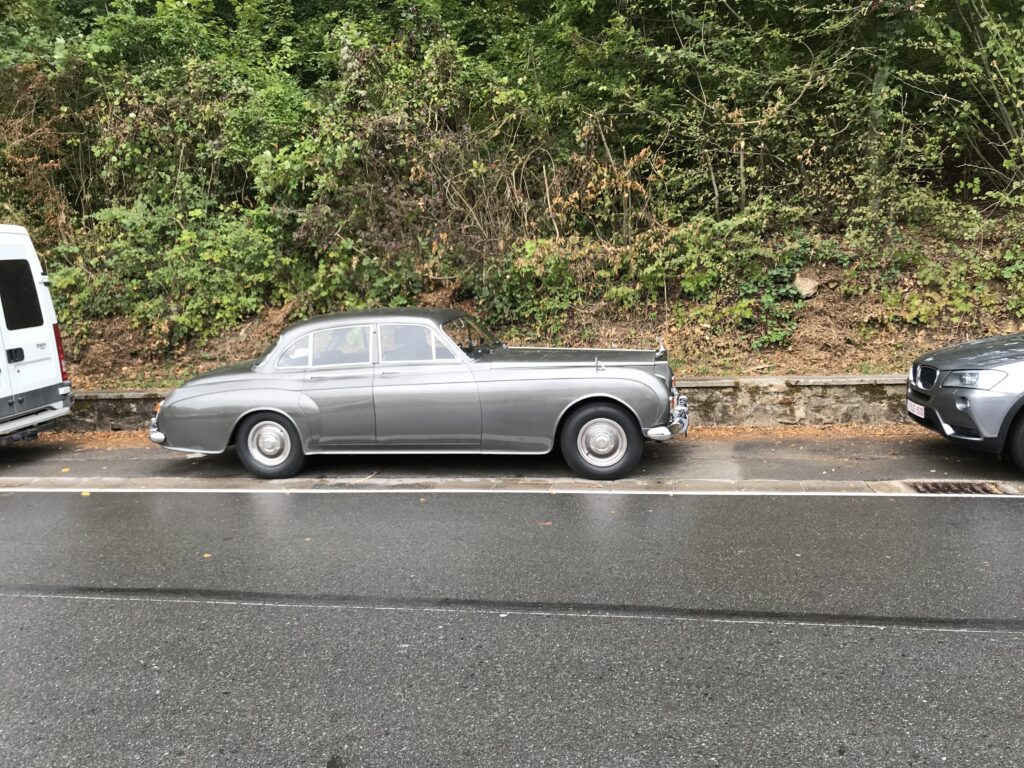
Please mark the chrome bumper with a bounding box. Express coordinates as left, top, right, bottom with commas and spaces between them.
149, 412, 165, 444
645, 394, 688, 442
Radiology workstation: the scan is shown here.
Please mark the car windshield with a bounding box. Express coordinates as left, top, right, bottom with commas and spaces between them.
442, 315, 502, 357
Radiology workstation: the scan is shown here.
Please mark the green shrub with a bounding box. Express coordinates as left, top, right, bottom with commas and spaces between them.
51, 203, 292, 348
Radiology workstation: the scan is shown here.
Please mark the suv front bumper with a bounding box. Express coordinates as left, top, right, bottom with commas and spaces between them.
906, 381, 1016, 454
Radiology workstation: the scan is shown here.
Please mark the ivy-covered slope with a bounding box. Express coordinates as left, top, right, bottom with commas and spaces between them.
1, 0, 1022, 384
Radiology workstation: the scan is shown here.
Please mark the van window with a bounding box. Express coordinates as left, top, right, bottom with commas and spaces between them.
0, 260, 44, 330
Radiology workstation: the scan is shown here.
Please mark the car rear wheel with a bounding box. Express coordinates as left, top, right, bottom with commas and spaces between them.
560, 403, 643, 480
236, 413, 306, 479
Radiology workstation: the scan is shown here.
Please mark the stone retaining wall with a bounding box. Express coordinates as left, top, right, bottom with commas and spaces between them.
60, 375, 910, 432
62, 391, 165, 432
679, 375, 909, 427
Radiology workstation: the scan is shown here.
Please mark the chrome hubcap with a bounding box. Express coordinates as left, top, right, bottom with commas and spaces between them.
247, 421, 291, 467
577, 418, 627, 468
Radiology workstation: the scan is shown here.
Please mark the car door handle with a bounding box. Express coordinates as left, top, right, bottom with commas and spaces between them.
6, 348, 24, 364
377, 370, 401, 377
306, 373, 368, 381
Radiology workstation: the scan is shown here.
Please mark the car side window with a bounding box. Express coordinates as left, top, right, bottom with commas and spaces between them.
312, 325, 371, 367
442, 316, 472, 352
380, 324, 454, 363
277, 335, 311, 368
433, 337, 455, 360
440, 315, 497, 355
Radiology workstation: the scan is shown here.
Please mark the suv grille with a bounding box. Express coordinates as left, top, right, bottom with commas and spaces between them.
914, 364, 938, 390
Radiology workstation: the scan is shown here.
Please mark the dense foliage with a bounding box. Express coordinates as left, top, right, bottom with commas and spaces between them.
1, 0, 1022, 356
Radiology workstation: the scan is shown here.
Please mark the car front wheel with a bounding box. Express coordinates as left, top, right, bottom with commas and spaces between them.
236, 413, 306, 479
560, 403, 643, 480
1008, 416, 1024, 473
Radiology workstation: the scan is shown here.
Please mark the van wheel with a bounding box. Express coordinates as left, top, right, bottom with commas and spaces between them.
560, 403, 643, 480
236, 413, 306, 479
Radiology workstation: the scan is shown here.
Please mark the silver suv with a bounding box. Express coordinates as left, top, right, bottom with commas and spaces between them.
906, 333, 1024, 470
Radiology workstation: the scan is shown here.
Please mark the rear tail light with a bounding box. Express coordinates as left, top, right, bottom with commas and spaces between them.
53, 323, 69, 381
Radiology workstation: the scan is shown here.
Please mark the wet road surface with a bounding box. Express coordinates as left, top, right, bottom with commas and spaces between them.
1, 489, 1022, 766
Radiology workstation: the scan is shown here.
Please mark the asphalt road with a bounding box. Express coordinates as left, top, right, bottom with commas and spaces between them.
1, 489, 1022, 767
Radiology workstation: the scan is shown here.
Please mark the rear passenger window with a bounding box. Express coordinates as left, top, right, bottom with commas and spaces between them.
0, 260, 44, 330
312, 326, 371, 367
380, 324, 456, 363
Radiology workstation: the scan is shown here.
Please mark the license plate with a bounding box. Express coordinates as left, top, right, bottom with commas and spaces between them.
906, 399, 926, 419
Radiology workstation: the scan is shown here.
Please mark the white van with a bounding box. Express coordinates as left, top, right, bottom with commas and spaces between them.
0, 224, 72, 441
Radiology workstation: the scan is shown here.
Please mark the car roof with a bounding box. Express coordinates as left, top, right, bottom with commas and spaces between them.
283, 307, 468, 336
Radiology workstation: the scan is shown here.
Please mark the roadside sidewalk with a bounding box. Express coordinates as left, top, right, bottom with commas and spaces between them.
4, 424, 1020, 496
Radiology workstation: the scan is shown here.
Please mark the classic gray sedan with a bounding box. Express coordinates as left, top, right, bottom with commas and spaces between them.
149, 309, 687, 479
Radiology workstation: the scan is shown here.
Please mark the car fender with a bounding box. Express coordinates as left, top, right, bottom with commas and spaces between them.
556, 392, 646, 434
474, 368, 666, 453
551, 373, 667, 435
230, 405, 311, 450
160, 388, 312, 453
995, 391, 1024, 453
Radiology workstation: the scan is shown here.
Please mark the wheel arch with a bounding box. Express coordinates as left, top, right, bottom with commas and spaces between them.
998, 393, 1024, 458
229, 407, 304, 448
554, 395, 643, 447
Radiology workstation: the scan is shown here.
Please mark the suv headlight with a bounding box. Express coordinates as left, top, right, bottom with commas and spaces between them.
941, 370, 1006, 390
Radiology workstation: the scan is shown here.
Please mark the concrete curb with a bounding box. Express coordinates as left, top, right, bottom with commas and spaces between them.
59, 375, 911, 432
3, 476, 1020, 496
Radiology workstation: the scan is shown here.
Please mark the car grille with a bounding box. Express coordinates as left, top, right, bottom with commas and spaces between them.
913, 364, 938, 390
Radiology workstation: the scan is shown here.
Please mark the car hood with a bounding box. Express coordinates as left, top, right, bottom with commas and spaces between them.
484, 346, 658, 368
916, 333, 1024, 370
181, 361, 258, 387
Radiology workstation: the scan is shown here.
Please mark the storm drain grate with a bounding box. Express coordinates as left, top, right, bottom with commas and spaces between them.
907, 481, 1007, 495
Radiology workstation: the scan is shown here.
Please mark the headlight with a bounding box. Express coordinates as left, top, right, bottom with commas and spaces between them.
941, 370, 1007, 390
